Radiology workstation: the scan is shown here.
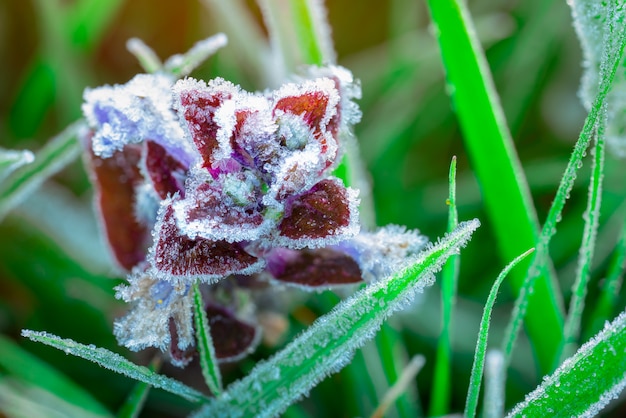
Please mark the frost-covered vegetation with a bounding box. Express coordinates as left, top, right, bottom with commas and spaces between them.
1, 0, 626, 417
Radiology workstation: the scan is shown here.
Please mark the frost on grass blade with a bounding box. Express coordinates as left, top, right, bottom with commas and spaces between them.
569, 0, 626, 156
21, 330, 206, 403
192, 219, 480, 418
276, 178, 360, 249
84, 144, 151, 271
506, 309, 626, 417
149, 203, 264, 283
265, 247, 363, 288
0, 148, 34, 183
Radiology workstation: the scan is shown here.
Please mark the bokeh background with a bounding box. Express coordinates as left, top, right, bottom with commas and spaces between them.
2, 0, 625, 416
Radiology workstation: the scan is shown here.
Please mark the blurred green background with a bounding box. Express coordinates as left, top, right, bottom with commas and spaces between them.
2, 0, 625, 416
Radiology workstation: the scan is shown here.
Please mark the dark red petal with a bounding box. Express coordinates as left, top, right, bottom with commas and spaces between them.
152, 205, 261, 281
144, 140, 187, 200
206, 304, 260, 362
266, 247, 362, 287
279, 179, 351, 240
85, 143, 150, 271
178, 89, 231, 171
169, 318, 194, 367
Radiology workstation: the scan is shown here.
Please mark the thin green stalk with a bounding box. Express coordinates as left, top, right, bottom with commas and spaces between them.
586, 216, 626, 339
425, 0, 565, 374
0, 121, 84, 222
464, 248, 535, 418
562, 119, 606, 361
502, 16, 626, 370
430, 156, 459, 416
192, 282, 223, 396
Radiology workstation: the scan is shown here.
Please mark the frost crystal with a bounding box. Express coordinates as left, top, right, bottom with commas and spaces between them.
82, 38, 427, 366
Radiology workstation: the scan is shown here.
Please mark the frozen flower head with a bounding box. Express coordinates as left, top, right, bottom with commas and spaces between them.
81, 37, 426, 367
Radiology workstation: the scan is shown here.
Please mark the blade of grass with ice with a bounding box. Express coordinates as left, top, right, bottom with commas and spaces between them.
116, 358, 161, 418
464, 248, 535, 418
193, 282, 223, 396
21, 330, 207, 403
0, 121, 84, 222
506, 309, 626, 417
0, 334, 112, 418
562, 119, 606, 361
502, 14, 626, 370
425, 0, 564, 374
430, 156, 459, 416
191, 219, 480, 418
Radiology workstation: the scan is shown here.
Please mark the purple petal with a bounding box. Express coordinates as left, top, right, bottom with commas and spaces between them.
84, 142, 150, 271
266, 247, 363, 288
150, 204, 263, 282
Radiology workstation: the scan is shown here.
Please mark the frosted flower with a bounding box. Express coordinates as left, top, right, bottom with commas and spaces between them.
82, 40, 424, 367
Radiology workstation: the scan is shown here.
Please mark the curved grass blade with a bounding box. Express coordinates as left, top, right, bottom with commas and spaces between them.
506, 309, 626, 417
502, 12, 626, 370
21, 330, 207, 403
193, 282, 223, 395
430, 156, 459, 416
0, 120, 84, 222
562, 119, 606, 361
464, 248, 535, 418
0, 334, 112, 418
191, 219, 480, 418
425, 0, 564, 373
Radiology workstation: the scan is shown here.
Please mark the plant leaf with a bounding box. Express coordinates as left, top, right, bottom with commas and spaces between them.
506, 309, 626, 417
191, 219, 480, 418
0, 120, 84, 222
21, 330, 208, 403
464, 248, 535, 418
0, 148, 34, 183
193, 282, 223, 395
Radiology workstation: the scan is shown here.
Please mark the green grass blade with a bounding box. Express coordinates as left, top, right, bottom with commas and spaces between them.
192, 282, 223, 395
191, 220, 480, 418
586, 215, 626, 339
430, 156, 459, 416
21, 330, 207, 403
562, 121, 606, 361
0, 148, 34, 183
0, 121, 84, 222
288, 0, 332, 66
425, 0, 565, 374
502, 18, 626, 370
464, 248, 535, 418
0, 334, 113, 418
116, 359, 161, 418
506, 309, 626, 417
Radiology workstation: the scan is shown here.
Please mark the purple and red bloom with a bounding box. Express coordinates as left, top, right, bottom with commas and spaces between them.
82, 43, 426, 366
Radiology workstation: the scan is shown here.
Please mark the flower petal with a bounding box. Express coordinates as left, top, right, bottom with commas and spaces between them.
150, 203, 264, 283
276, 178, 360, 248
84, 143, 150, 271
143, 140, 187, 200
206, 304, 260, 362
266, 247, 363, 288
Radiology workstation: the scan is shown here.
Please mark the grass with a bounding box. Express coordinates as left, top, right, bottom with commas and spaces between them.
2, 0, 626, 417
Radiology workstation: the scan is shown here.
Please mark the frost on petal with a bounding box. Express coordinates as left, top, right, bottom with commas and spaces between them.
150, 203, 264, 283
82, 73, 191, 162
206, 303, 261, 363
276, 178, 360, 249
335, 225, 429, 282
272, 77, 340, 169
173, 173, 270, 243
114, 273, 194, 355
84, 143, 150, 271
265, 247, 363, 288
142, 140, 187, 200
174, 78, 240, 172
